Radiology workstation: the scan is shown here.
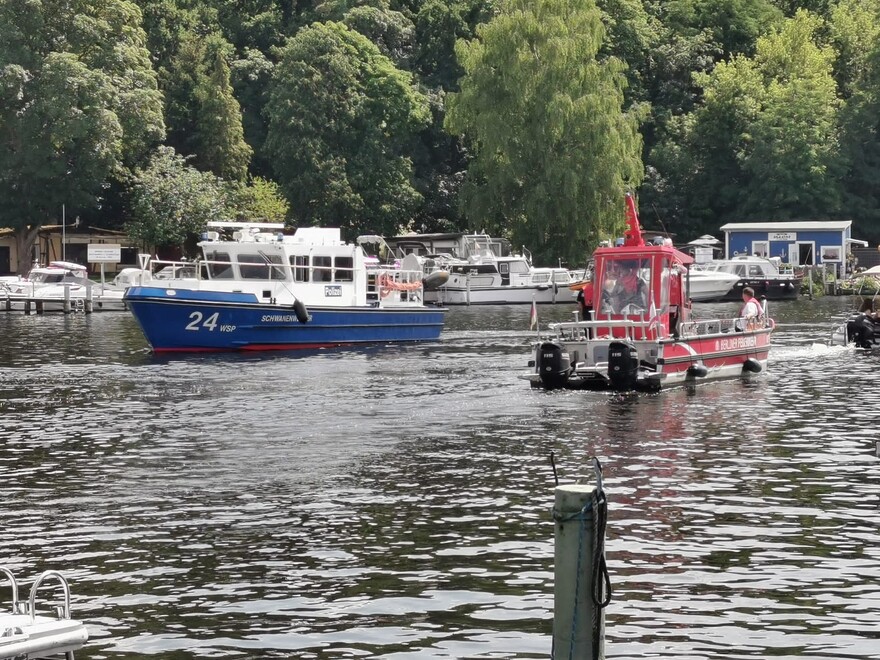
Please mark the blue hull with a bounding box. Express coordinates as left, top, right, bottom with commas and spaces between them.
125, 287, 446, 352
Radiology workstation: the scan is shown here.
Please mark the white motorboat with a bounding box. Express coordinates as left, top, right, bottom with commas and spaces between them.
385, 233, 570, 305
686, 267, 741, 302
1, 567, 88, 658
0, 261, 127, 311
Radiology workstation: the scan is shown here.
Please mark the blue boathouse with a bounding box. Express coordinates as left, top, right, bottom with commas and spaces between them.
719, 221, 859, 274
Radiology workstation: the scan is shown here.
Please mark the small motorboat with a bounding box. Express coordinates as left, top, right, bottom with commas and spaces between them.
686, 267, 741, 301
383, 233, 572, 304
522, 194, 774, 391
1, 567, 88, 658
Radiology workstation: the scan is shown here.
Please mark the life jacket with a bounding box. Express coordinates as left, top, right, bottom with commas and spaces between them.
740, 297, 763, 319
620, 272, 640, 293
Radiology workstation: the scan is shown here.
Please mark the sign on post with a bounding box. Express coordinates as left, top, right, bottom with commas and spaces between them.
87, 243, 121, 263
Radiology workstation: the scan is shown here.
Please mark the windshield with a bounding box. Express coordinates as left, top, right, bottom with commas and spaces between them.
599, 257, 652, 315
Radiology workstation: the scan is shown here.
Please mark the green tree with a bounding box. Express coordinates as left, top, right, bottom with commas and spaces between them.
837, 2, 880, 244
663, 0, 783, 58
163, 32, 252, 182
126, 147, 227, 250
0, 0, 164, 273
264, 21, 430, 238
227, 176, 290, 223
195, 47, 253, 181
313, 0, 416, 67
445, 0, 644, 267
652, 10, 842, 234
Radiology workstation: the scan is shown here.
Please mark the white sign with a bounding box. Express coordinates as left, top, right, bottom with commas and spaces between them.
694, 247, 714, 264
87, 243, 121, 263
768, 232, 796, 241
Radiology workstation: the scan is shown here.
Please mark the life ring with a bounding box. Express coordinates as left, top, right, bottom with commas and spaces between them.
378, 273, 392, 297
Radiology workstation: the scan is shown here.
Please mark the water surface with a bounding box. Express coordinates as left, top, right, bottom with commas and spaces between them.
1, 297, 878, 659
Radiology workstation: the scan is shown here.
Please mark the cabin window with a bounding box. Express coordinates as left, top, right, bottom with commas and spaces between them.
748, 265, 764, 277
237, 253, 286, 280
509, 261, 530, 275
205, 251, 234, 279
334, 256, 354, 282
292, 255, 309, 282
312, 256, 332, 282
499, 262, 509, 275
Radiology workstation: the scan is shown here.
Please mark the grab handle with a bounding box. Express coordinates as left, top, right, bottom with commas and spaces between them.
28, 570, 72, 622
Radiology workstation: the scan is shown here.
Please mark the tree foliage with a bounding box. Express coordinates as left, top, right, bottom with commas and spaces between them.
126, 147, 227, 250
227, 176, 291, 223
652, 9, 842, 235
445, 0, 644, 266
264, 21, 430, 238
0, 0, 164, 272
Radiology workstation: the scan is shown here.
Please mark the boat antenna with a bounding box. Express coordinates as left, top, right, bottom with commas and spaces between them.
651, 203, 670, 244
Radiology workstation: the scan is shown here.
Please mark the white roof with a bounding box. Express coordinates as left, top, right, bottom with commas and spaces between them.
719, 221, 852, 231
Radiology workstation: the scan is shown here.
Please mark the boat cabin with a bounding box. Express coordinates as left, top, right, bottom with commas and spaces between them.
583, 196, 694, 340
139, 223, 424, 308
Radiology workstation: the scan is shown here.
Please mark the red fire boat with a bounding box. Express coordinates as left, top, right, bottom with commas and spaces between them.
523, 194, 774, 391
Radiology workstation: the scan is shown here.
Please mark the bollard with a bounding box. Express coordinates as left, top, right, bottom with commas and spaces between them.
85, 286, 93, 313
552, 458, 610, 660
63, 286, 71, 314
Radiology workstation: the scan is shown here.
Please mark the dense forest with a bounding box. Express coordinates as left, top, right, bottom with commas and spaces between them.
1, 0, 879, 272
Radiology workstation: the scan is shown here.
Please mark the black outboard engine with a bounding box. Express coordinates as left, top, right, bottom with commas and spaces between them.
608, 341, 640, 390
537, 342, 571, 390
846, 313, 877, 349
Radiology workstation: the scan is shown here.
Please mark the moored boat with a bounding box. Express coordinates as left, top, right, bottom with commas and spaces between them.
0, 261, 127, 311
384, 232, 571, 304
124, 223, 446, 352
698, 255, 802, 301
522, 195, 774, 391
686, 267, 741, 301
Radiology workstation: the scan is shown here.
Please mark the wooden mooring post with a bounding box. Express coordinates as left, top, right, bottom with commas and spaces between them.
552, 458, 610, 660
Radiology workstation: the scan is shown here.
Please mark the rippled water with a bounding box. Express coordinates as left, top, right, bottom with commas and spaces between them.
1, 297, 878, 659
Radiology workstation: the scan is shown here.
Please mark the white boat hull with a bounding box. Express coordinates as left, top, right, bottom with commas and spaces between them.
687, 271, 740, 302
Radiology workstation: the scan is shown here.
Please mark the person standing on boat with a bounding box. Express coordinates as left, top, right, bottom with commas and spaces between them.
739, 287, 763, 329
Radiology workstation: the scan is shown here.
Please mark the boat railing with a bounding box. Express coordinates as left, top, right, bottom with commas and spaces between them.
678, 315, 770, 337
1, 566, 23, 614
549, 318, 655, 341
550, 314, 770, 341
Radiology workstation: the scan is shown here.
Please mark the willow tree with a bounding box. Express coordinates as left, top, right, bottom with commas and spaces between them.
444, 0, 644, 267
0, 0, 164, 273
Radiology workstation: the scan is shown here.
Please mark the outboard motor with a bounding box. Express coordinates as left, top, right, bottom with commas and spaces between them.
607, 341, 640, 390
537, 342, 571, 390
846, 313, 876, 349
